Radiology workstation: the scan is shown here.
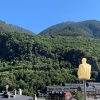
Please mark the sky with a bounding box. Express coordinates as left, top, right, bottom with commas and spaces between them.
0, 0, 100, 34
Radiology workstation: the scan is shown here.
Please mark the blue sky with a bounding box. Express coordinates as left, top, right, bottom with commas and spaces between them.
0, 0, 100, 34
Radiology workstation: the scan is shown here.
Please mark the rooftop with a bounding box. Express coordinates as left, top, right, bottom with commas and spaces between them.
0, 93, 45, 100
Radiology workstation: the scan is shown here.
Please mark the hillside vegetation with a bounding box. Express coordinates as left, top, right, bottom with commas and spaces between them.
39, 20, 100, 38
0, 20, 35, 34
52, 26, 86, 36
0, 31, 100, 96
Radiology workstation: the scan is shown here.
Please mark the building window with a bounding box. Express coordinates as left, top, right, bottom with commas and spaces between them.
96, 91, 98, 94
48, 88, 54, 91
59, 88, 62, 91
55, 88, 59, 91
64, 88, 68, 92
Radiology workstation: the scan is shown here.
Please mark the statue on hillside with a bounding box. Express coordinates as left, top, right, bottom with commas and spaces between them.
77, 58, 91, 79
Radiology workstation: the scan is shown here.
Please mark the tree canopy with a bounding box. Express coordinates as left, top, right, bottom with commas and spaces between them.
0, 30, 100, 96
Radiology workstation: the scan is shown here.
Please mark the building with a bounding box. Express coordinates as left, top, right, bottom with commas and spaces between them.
86, 82, 100, 87
64, 83, 83, 94
0, 93, 45, 100
78, 86, 96, 98
37, 90, 47, 97
38, 82, 100, 99
46, 86, 70, 93
47, 91, 72, 100
95, 86, 100, 94
38, 86, 70, 97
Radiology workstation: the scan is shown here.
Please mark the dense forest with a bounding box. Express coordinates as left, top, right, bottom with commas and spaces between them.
0, 20, 100, 96
0, 31, 100, 96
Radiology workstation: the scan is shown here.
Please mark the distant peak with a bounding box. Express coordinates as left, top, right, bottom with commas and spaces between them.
64, 21, 77, 24
66, 21, 77, 23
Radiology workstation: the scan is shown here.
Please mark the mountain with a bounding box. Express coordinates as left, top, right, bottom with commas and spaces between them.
0, 20, 35, 34
0, 20, 12, 32
0, 19, 100, 96
8, 24, 35, 35
39, 20, 100, 38
51, 26, 86, 36
39, 21, 76, 35
71, 20, 100, 37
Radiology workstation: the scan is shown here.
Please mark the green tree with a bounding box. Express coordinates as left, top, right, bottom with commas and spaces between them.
75, 92, 83, 100
91, 71, 98, 78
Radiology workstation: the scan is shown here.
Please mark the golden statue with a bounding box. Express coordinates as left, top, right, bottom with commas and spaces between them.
77, 58, 91, 79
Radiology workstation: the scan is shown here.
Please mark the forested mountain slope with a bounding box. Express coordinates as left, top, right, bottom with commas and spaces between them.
51, 26, 86, 36
39, 20, 100, 38
0, 20, 35, 34
0, 20, 13, 32
0, 31, 100, 96
39, 21, 76, 35
71, 20, 100, 37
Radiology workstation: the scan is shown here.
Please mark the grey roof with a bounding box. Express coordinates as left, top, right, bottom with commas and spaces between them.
46, 86, 70, 90
49, 93, 65, 96
79, 86, 96, 92
46, 86, 69, 88
87, 82, 100, 86
94, 86, 100, 89
86, 86, 95, 92
64, 83, 83, 88
37, 99, 45, 100
64, 83, 83, 85
0, 93, 45, 100
46, 86, 70, 92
